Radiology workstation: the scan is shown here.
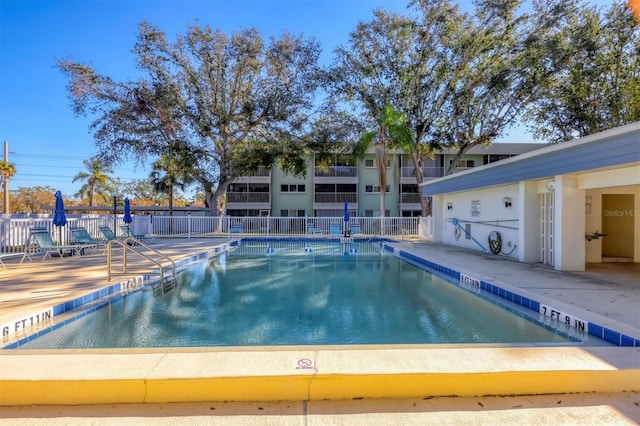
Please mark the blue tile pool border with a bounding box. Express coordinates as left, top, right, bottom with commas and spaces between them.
383, 243, 639, 348
3, 238, 637, 348
2, 243, 234, 349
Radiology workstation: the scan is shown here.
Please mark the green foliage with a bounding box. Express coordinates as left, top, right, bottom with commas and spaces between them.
59, 22, 322, 216
328, 0, 577, 179
71, 158, 115, 206
525, 1, 640, 143
0, 161, 16, 179
149, 154, 195, 215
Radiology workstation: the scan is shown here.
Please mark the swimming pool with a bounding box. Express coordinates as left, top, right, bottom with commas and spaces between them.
15, 239, 593, 349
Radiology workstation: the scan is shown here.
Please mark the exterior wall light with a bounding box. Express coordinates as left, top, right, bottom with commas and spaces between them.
503, 197, 512, 208
446, 202, 453, 210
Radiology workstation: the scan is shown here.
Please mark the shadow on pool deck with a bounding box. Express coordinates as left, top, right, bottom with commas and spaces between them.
0, 237, 639, 423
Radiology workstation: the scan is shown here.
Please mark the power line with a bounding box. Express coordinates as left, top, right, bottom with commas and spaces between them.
13, 175, 144, 181
10, 153, 91, 160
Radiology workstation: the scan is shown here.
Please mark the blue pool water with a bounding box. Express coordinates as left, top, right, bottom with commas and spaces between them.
19, 240, 577, 349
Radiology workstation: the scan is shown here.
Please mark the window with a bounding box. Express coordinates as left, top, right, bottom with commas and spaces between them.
280, 209, 306, 217
365, 159, 390, 168
401, 184, 419, 194
365, 185, 390, 193
281, 184, 305, 193
450, 160, 475, 168
483, 154, 512, 164
337, 184, 356, 193
228, 183, 247, 192
365, 210, 390, 217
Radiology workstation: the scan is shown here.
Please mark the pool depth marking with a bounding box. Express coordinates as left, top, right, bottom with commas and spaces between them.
1, 308, 53, 344
540, 303, 587, 332
459, 273, 481, 293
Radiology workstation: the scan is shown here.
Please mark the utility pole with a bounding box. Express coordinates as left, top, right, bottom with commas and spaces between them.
3, 141, 8, 214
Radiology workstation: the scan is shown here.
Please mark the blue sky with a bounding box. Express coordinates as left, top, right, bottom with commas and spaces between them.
0, 0, 608, 198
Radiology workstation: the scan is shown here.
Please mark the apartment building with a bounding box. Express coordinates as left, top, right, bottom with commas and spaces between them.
226, 143, 544, 218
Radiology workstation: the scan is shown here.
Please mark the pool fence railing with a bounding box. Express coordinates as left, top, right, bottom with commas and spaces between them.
0, 215, 433, 253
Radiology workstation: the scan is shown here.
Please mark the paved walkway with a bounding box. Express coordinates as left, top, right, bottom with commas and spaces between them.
1, 237, 639, 424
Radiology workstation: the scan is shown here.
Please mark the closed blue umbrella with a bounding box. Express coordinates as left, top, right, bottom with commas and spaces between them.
123, 198, 132, 224
53, 190, 67, 244
53, 191, 67, 227
343, 201, 350, 236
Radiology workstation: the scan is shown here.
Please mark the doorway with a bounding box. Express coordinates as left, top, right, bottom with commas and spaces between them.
602, 194, 635, 261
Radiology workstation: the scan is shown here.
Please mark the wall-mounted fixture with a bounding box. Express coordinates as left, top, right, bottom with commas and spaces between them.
446, 202, 453, 210
546, 180, 556, 192
503, 196, 512, 208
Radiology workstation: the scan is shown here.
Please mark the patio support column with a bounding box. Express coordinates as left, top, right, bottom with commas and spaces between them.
554, 175, 585, 271
431, 194, 444, 243
518, 181, 539, 263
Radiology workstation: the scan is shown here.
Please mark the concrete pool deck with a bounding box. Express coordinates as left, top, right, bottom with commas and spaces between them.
0, 237, 639, 424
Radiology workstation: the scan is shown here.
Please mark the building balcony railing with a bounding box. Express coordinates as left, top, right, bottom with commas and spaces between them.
401, 166, 444, 178
226, 192, 270, 203
314, 192, 358, 203
314, 166, 358, 178
237, 166, 271, 177
400, 193, 422, 204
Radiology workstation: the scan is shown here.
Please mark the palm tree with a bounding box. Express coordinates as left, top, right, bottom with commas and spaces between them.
0, 160, 16, 214
72, 159, 114, 206
149, 155, 194, 216
353, 104, 412, 235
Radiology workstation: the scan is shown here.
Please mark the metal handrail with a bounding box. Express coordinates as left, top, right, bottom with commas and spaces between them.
107, 237, 176, 283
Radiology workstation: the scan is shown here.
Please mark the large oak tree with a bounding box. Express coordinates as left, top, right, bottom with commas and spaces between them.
59, 22, 322, 217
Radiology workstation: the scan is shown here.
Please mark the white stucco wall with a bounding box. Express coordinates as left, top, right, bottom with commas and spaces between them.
440, 184, 520, 259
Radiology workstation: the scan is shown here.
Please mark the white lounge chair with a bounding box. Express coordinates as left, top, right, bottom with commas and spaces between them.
0, 252, 26, 268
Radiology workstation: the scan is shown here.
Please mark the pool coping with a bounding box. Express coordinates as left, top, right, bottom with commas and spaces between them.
1, 237, 639, 406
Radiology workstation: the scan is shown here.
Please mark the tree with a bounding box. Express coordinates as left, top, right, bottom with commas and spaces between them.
326, 0, 573, 213
424, 0, 579, 173
326, 6, 453, 216
0, 160, 16, 214
120, 179, 165, 206
525, 1, 640, 143
58, 22, 322, 218
11, 186, 56, 214
354, 104, 413, 233
149, 154, 194, 216
72, 158, 115, 206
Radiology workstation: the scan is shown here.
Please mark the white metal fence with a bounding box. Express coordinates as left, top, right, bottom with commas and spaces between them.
1, 215, 431, 253
0, 215, 114, 253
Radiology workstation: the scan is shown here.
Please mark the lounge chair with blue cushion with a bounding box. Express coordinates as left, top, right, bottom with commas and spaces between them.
307, 225, 322, 234
230, 223, 243, 233
330, 223, 341, 235
99, 226, 118, 241
71, 227, 108, 253
121, 225, 147, 239
100, 226, 139, 246
29, 227, 96, 260
350, 223, 361, 235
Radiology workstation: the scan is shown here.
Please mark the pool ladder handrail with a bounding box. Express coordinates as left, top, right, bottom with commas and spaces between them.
106, 237, 176, 283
